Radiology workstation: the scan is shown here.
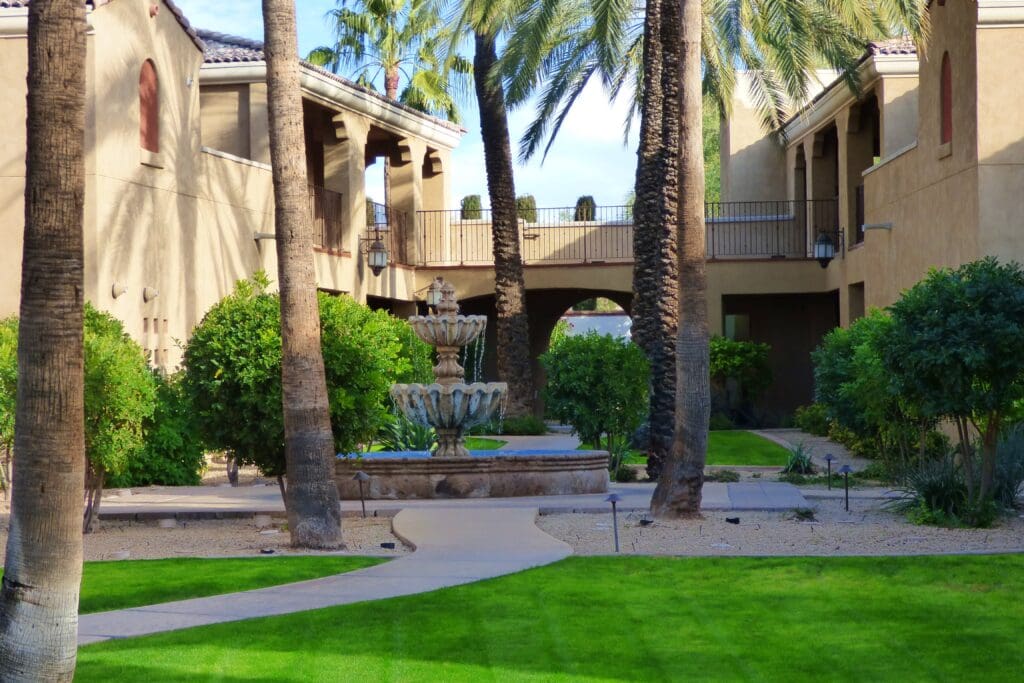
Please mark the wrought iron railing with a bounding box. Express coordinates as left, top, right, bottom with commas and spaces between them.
417, 205, 633, 266
366, 201, 411, 265
415, 199, 841, 266
309, 185, 345, 252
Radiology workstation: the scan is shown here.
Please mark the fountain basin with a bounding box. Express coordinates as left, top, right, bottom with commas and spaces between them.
407, 314, 487, 348
336, 450, 610, 499
390, 382, 506, 431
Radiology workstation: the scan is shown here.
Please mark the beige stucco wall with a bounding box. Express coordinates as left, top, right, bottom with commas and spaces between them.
200, 84, 251, 158
0, 30, 29, 317
719, 75, 787, 203
878, 76, 919, 156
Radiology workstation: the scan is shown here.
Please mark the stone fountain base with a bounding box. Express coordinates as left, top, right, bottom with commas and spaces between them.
335, 450, 610, 500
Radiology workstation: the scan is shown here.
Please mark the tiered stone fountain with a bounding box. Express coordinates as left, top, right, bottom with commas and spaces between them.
390, 279, 506, 458
335, 279, 609, 499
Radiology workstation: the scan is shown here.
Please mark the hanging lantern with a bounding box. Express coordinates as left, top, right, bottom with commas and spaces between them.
813, 233, 835, 269
368, 238, 388, 276
425, 277, 444, 308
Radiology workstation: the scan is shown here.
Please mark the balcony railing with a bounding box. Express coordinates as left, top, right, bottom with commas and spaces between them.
416, 199, 840, 266
309, 185, 346, 252
366, 201, 411, 265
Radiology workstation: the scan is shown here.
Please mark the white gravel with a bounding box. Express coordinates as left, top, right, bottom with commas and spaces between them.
0, 510, 407, 564
538, 497, 1024, 556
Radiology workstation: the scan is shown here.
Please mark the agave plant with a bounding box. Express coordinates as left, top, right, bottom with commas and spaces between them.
375, 413, 437, 452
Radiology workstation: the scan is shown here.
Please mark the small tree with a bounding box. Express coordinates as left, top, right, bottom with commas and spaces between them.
516, 194, 537, 223
182, 276, 428, 499
882, 258, 1024, 520
541, 332, 648, 469
574, 195, 595, 221
460, 194, 482, 219
709, 337, 772, 405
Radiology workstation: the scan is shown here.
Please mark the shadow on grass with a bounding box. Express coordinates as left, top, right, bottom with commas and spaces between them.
76, 555, 1024, 681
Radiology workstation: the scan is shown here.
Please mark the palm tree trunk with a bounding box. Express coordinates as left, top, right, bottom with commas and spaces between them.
473, 31, 535, 417
262, 0, 342, 548
0, 1, 88, 678
383, 66, 399, 210
651, 0, 709, 517
632, 0, 680, 480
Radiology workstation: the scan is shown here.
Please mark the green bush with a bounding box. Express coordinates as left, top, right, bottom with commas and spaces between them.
882, 258, 1024, 521
182, 274, 428, 480
460, 194, 482, 220
710, 337, 772, 404
0, 318, 16, 491
994, 425, 1024, 509
781, 443, 815, 475
794, 404, 830, 436
548, 319, 571, 352
705, 469, 740, 483
516, 194, 537, 223
107, 372, 205, 488
375, 413, 436, 452
709, 413, 735, 431
541, 332, 648, 471
573, 195, 595, 221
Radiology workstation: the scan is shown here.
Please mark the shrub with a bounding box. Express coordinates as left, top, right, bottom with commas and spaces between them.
894, 455, 970, 526
709, 337, 772, 404
548, 319, 571, 352
882, 258, 1024, 520
0, 318, 15, 492
612, 464, 638, 482
705, 469, 740, 483
541, 332, 648, 462
573, 195, 595, 221
375, 413, 436, 452
516, 194, 537, 223
794, 404, 830, 436
781, 442, 815, 475
182, 275, 428, 485
107, 372, 205, 488
709, 413, 734, 431
994, 424, 1024, 509
460, 194, 482, 219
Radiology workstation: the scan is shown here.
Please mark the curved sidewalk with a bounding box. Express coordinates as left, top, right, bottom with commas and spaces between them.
77, 507, 570, 646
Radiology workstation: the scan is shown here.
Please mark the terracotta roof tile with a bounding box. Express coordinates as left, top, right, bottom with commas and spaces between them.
868, 36, 918, 56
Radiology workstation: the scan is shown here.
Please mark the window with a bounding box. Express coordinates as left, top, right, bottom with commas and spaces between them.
940, 52, 952, 145
140, 60, 159, 153
724, 314, 750, 341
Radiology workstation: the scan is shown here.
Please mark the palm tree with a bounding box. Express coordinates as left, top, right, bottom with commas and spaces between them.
262, 0, 343, 548
498, 0, 926, 491
309, 0, 471, 120
0, 1, 88, 678
447, 0, 537, 417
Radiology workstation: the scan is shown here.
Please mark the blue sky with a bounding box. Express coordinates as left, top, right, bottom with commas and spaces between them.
174, 0, 639, 208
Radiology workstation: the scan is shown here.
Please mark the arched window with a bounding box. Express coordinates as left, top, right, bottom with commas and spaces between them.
940, 52, 952, 145
140, 60, 159, 153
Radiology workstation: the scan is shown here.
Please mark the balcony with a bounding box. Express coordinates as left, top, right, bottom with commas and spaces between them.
415, 199, 841, 266
309, 185, 346, 253
366, 201, 411, 266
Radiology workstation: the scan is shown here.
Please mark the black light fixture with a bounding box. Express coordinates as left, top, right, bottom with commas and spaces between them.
605, 493, 622, 553
838, 464, 853, 511
824, 453, 835, 490
353, 471, 371, 517
813, 232, 836, 269
367, 237, 388, 277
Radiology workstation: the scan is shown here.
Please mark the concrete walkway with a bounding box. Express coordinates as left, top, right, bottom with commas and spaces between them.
755, 428, 873, 472
497, 433, 582, 451
98, 481, 810, 519
78, 507, 571, 645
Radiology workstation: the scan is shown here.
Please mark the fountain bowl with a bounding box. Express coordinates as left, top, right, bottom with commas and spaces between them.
407, 315, 487, 348
390, 382, 506, 431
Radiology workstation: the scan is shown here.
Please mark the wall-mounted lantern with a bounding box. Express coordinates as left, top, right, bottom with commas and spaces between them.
366, 237, 388, 277
813, 233, 836, 269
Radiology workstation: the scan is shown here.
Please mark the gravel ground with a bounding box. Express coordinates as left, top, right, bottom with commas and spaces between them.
0, 509, 407, 564
538, 497, 1024, 556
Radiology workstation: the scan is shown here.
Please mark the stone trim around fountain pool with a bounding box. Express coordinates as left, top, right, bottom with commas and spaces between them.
335, 451, 610, 499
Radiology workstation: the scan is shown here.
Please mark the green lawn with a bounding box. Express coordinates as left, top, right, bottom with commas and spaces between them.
581, 431, 790, 467
77, 554, 1024, 680
705, 430, 791, 466
465, 436, 507, 450
0, 556, 385, 615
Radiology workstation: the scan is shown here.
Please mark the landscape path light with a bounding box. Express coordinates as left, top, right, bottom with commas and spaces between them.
838, 464, 853, 512
825, 454, 835, 490
353, 471, 371, 518
605, 493, 622, 553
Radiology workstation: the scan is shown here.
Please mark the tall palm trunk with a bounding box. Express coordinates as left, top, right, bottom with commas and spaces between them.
651, 0, 708, 517
383, 66, 399, 210
0, 1, 87, 678
473, 31, 534, 417
631, 0, 680, 479
262, 0, 343, 548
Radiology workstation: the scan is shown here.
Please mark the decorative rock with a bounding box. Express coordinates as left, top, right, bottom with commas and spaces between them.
253, 514, 273, 529
157, 518, 177, 529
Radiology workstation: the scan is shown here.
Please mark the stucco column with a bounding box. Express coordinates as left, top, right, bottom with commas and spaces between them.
835, 109, 851, 249
333, 114, 369, 260
802, 138, 815, 255
389, 137, 426, 265
420, 148, 451, 265
247, 83, 271, 165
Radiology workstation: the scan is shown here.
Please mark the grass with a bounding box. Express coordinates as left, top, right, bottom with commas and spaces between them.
77, 554, 1024, 680
579, 431, 790, 467
464, 436, 506, 450
0, 556, 385, 615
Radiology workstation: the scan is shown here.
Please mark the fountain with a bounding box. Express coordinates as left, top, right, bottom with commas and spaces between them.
335, 278, 609, 499
390, 278, 506, 458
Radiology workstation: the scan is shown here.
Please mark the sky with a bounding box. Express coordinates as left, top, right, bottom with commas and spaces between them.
174, 0, 639, 208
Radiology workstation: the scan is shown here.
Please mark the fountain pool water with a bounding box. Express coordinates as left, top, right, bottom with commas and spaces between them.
335, 278, 609, 500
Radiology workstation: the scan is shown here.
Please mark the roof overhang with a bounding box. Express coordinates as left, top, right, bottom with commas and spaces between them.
200, 62, 464, 151
782, 53, 919, 146
977, 0, 1024, 26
